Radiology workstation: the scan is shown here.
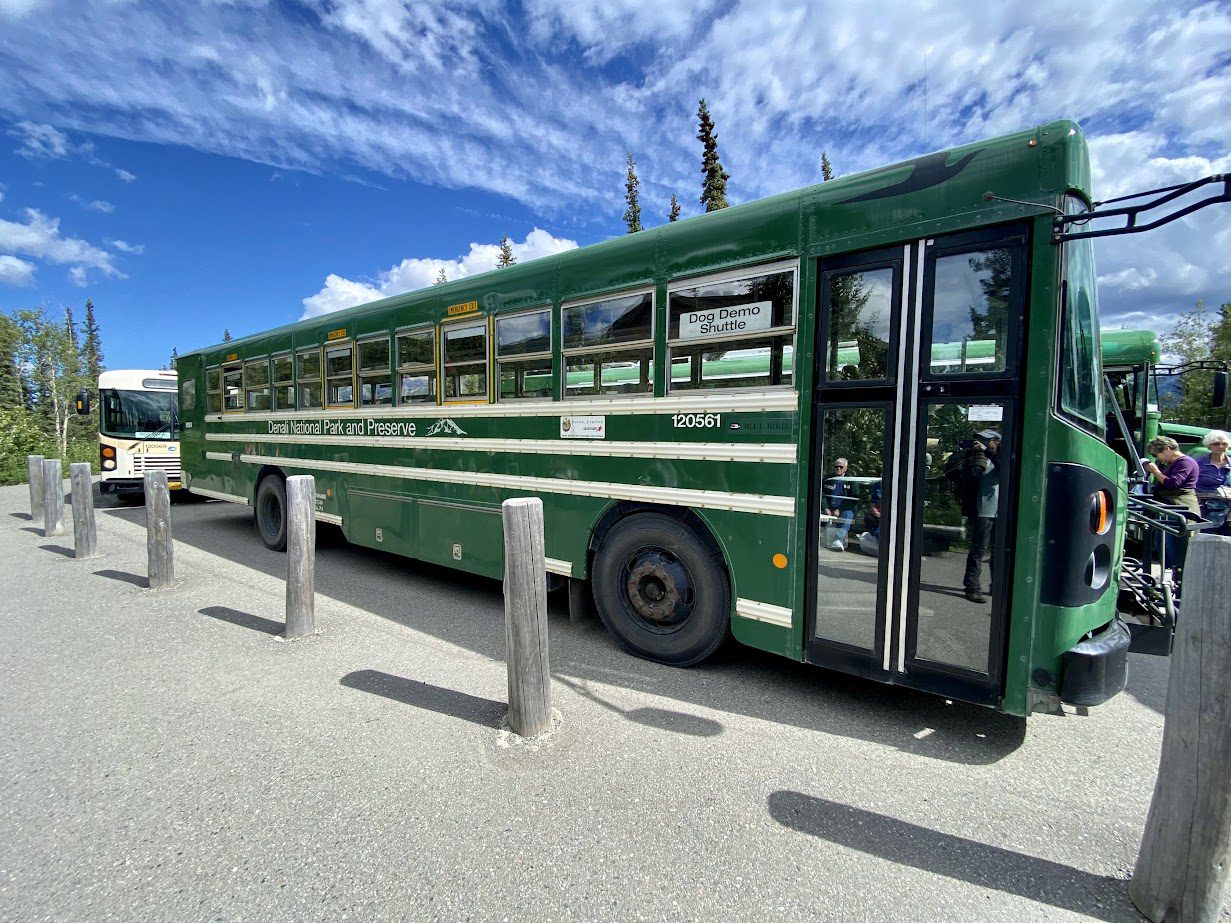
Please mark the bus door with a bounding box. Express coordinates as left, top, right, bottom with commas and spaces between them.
807, 227, 1027, 706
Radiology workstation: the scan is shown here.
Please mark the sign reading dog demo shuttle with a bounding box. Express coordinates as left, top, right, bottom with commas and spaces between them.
678, 301, 772, 339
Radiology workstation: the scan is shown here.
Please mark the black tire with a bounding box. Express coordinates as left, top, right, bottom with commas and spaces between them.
254, 475, 288, 551
591, 512, 730, 666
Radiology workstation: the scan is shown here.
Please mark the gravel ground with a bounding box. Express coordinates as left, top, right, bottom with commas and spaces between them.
0, 481, 1202, 922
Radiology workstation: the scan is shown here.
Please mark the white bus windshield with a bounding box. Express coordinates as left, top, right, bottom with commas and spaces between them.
101, 389, 179, 439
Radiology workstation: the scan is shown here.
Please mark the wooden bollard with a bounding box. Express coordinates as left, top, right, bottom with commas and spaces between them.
144, 469, 174, 589
70, 462, 97, 559
1131, 534, 1231, 922
27, 454, 45, 526
41, 458, 64, 538
502, 497, 552, 737
284, 475, 316, 639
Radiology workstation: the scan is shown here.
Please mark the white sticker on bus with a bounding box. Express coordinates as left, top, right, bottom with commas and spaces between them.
561, 416, 606, 439
678, 301, 772, 340
967, 405, 1004, 421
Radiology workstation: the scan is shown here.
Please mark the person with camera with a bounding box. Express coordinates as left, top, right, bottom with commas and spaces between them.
1195, 430, 1231, 536
946, 429, 1001, 604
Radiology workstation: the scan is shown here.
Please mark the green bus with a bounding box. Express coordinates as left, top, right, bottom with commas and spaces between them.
178, 120, 1224, 716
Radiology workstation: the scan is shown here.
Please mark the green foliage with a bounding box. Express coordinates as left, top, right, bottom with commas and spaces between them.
668, 193, 681, 223
623, 152, 642, 233
223, 329, 233, 342
820, 151, 834, 182
696, 99, 729, 212
0, 406, 52, 485
1160, 300, 1231, 430
433, 268, 448, 285
14, 306, 95, 461
0, 313, 24, 409
82, 298, 104, 381
496, 236, 517, 268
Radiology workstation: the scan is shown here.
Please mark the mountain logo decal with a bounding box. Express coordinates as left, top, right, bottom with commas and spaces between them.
425, 418, 467, 436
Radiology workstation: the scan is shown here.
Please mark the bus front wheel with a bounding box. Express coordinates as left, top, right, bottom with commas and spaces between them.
254, 475, 288, 551
592, 513, 730, 666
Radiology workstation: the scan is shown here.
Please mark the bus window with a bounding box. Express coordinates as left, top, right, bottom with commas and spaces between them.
1058, 197, 1104, 432
272, 354, 294, 410
206, 367, 222, 414
396, 328, 437, 404
326, 343, 355, 407
562, 291, 653, 396
358, 338, 393, 406
181, 378, 197, 412
497, 308, 552, 400
824, 268, 893, 382
222, 364, 242, 412
297, 348, 323, 409
442, 322, 488, 401
929, 248, 1013, 375
244, 358, 271, 412
668, 265, 795, 391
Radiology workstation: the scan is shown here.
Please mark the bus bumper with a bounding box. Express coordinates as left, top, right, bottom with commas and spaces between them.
1059, 618, 1131, 707
100, 478, 184, 495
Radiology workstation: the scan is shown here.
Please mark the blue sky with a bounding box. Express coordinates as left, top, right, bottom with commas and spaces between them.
1, 0, 1229, 370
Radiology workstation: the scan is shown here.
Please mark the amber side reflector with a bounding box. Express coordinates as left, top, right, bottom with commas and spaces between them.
772, 553, 788, 569
1089, 490, 1111, 535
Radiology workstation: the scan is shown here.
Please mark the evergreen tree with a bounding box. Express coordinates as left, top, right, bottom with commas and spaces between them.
696, 98, 729, 212
434, 268, 448, 285
0, 313, 24, 409
820, 151, 834, 182
623, 152, 642, 233
1161, 300, 1231, 430
669, 194, 681, 223
496, 236, 516, 268
169, 348, 179, 370
223, 329, 233, 342
65, 305, 79, 353
82, 298, 104, 381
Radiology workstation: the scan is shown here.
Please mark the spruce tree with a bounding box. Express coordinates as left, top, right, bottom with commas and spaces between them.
623, 152, 642, 233
697, 98, 729, 212
496, 237, 516, 268
821, 151, 834, 182
669, 194, 681, 223
434, 268, 448, 285
82, 299, 104, 380
0, 313, 23, 409
169, 348, 178, 370
223, 329, 233, 342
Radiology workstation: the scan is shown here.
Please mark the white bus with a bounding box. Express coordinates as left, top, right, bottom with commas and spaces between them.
86, 369, 182, 495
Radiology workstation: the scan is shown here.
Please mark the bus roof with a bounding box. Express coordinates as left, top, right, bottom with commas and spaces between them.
182, 119, 1092, 365
98, 369, 178, 391
1101, 329, 1161, 368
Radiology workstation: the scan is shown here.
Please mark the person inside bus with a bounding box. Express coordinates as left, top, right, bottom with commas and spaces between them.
946, 429, 1001, 604
1195, 430, 1231, 536
824, 457, 858, 551
1143, 436, 1200, 572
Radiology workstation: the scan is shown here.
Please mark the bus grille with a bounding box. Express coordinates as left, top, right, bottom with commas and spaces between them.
133, 455, 182, 482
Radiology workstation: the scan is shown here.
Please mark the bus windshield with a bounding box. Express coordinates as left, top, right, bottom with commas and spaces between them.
101, 389, 179, 439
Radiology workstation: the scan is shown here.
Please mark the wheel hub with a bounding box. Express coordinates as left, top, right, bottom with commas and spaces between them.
625, 552, 691, 626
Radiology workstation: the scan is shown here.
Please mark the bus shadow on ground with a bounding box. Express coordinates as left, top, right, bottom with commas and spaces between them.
100, 499, 1027, 765
767, 791, 1136, 922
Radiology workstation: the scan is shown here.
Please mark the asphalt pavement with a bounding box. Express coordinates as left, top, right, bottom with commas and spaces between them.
0, 481, 1203, 921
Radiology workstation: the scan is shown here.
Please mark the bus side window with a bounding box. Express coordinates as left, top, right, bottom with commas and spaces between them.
272, 354, 294, 410
326, 343, 355, 408
244, 358, 271, 412
496, 308, 552, 400
562, 290, 654, 397
206, 367, 222, 414
358, 337, 393, 407
297, 348, 323, 409
667, 263, 795, 391
222, 364, 243, 412
181, 378, 197, 412
442, 321, 488, 402
396, 328, 437, 404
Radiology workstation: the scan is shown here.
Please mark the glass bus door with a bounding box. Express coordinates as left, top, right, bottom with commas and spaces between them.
807, 227, 1027, 706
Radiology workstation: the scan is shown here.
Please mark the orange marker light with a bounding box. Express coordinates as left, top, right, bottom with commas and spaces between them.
772, 553, 788, 569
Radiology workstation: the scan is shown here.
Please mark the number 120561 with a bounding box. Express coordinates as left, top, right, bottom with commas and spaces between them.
672, 413, 722, 428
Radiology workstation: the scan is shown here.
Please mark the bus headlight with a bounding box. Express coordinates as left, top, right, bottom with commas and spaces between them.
102, 459, 116, 470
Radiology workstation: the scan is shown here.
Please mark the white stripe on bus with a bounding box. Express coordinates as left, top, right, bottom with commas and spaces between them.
735, 598, 793, 627
202, 389, 798, 423
544, 558, 573, 577
204, 432, 795, 464
190, 486, 250, 505
222, 453, 796, 518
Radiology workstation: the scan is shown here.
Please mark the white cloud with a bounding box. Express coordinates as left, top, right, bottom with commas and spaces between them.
302, 228, 578, 318
109, 239, 144, 254
0, 254, 36, 286
69, 194, 116, 213
0, 208, 125, 282
10, 121, 69, 159
0, 0, 50, 18
115, 168, 136, 183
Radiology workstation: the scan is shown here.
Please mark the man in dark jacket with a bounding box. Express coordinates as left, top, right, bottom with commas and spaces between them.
948, 429, 1001, 603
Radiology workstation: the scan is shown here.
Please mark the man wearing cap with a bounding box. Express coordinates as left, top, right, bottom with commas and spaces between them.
950, 429, 1002, 604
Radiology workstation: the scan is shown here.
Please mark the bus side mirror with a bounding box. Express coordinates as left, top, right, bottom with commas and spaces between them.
75, 390, 91, 416
1213, 371, 1229, 409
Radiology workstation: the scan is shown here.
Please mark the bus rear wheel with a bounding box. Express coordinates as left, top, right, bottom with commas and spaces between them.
592, 513, 730, 666
254, 475, 288, 551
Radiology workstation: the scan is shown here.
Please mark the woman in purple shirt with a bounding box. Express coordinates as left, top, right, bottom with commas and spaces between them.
1144, 436, 1200, 571
1196, 429, 1231, 535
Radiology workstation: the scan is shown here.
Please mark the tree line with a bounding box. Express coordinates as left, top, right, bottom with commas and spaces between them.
1160, 300, 1231, 430
0, 300, 104, 485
